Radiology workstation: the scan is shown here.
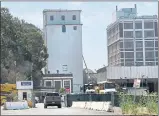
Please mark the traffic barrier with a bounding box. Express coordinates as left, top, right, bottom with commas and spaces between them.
80, 102, 86, 109
90, 102, 103, 111
71, 101, 112, 112
4, 101, 29, 110
97, 102, 104, 111
72, 102, 78, 108
85, 102, 92, 109
102, 102, 112, 111
72, 102, 86, 109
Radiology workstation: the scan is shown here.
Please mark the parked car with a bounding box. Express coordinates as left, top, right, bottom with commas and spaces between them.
44, 92, 62, 108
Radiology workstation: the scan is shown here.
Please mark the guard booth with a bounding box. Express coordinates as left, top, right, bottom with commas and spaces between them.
16, 81, 33, 101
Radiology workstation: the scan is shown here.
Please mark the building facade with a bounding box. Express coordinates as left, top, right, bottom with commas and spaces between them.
107, 5, 158, 66
43, 10, 83, 93
41, 74, 73, 93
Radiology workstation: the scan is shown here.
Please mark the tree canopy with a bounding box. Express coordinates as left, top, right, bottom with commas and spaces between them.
1, 7, 48, 86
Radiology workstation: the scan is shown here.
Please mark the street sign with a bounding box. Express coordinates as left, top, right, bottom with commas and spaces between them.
133, 79, 141, 88
65, 88, 70, 93
16, 81, 33, 90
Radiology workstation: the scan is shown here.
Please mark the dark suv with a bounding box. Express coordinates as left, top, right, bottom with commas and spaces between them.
44, 92, 62, 108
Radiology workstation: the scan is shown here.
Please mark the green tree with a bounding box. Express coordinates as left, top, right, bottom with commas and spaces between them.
1, 7, 48, 85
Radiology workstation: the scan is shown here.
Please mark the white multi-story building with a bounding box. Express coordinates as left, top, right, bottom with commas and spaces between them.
43, 9, 83, 93
105, 5, 158, 93
107, 5, 158, 66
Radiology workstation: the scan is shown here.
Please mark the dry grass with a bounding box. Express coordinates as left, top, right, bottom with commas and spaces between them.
119, 92, 158, 115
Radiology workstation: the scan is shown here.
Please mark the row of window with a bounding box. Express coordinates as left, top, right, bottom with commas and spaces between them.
124, 21, 157, 29
62, 25, 77, 32
123, 30, 157, 38
120, 51, 158, 59
109, 59, 158, 66
119, 61, 158, 66
50, 15, 77, 21
108, 21, 158, 36
45, 80, 71, 88
120, 40, 158, 48
119, 23, 158, 38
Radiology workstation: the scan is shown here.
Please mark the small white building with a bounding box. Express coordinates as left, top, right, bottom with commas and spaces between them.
16, 81, 33, 101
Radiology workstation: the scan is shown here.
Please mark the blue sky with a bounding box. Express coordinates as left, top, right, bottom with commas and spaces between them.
2, 2, 158, 71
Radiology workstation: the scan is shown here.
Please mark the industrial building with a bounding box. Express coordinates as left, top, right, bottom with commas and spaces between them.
105, 5, 158, 93
107, 4, 158, 66
43, 9, 83, 93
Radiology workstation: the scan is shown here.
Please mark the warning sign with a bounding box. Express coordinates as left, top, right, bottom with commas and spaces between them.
133, 79, 141, 88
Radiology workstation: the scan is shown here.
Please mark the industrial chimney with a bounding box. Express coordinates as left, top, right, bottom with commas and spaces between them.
116, 6, 118, 11
134, 4, 137, 9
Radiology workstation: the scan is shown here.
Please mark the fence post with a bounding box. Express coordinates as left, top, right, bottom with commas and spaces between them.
89, 94, 92, 101
111, 92, 114, 107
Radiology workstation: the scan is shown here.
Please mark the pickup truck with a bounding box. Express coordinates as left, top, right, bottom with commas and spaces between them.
44, 92, 62, 108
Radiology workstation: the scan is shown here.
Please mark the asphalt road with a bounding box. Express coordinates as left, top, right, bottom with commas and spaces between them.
1, 103, 118, 115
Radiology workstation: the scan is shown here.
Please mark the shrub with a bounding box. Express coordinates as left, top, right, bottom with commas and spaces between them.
119, 92, 158, 115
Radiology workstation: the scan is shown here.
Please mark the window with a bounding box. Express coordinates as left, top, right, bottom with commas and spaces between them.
135, 31, 142, 38
125, 52, 134, 58
50, 16, 54, 21
125, 59, 134, 62
145, 41, 154, 47
64, 80, 70, 89
73, 26, 77, 30
124, 31, 133, 38
136, 41, 143, 48
135, 22, 142, 29
155, 51, 158, 57
125, 61, 134, 66
145, 48, 154, 51
155, 41, 158, 47
61, 15, 65, 20
120, 52, 124, 58
124, 40, 134, 49
154, 22, 158, 37
119, 23, 123, 37
145, 51, 154, 59
72, 15, 76, 20
120, 41, 123, 48
124, 22, 133, 29
144, 21, 153, 29
156, 62, 158, 65
62, 65, 68, 71
121, 62, 124, 66
144, 30, 154, 38
45, 81, 51, 87
145, 62, 155, 66
136, 62, 143, 66
136, 52, 143, 59
62, 25, 66, 32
